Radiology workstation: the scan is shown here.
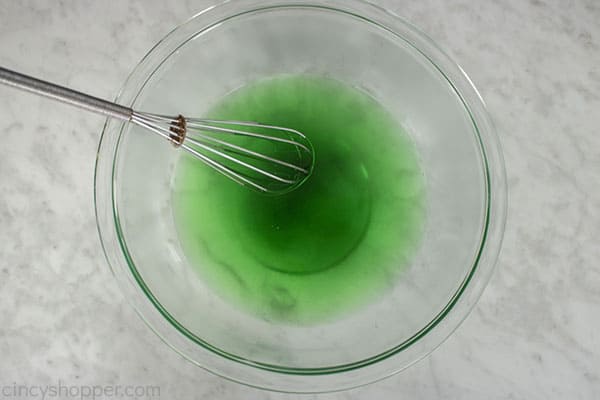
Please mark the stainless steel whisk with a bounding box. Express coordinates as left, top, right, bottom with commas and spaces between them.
0, 66, 314, 194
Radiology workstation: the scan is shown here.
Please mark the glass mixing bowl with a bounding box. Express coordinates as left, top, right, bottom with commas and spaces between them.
94, 0, 506, 393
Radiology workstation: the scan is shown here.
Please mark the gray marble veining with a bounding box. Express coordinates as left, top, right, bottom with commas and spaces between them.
0, 0, 599, 399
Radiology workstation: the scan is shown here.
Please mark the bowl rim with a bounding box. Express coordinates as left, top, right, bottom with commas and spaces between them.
94, 0, 507, 393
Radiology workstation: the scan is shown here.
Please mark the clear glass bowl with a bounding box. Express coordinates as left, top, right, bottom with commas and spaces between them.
94, 0, 506, 393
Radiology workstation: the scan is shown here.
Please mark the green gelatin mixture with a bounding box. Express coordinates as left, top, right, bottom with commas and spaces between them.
172, 75, 425, 323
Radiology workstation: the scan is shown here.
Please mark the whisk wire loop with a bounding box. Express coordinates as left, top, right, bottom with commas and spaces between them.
131, 112, 313, 194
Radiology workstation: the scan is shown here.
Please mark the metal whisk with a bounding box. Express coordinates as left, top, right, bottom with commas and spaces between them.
0, 66, 314, 194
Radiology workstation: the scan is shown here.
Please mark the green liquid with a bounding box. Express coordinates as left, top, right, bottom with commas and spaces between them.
173, 75, 425, 323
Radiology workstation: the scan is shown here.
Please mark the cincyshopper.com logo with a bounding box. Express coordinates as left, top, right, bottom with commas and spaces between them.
1, 381, 160, 399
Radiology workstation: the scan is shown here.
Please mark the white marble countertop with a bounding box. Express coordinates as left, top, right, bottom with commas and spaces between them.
1, 1, 599, 399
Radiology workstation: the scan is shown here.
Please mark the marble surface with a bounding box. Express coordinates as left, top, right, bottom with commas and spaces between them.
0, 0, 599, 399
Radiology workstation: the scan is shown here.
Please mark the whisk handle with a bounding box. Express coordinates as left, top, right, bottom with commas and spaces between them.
0, 66, 132, 121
